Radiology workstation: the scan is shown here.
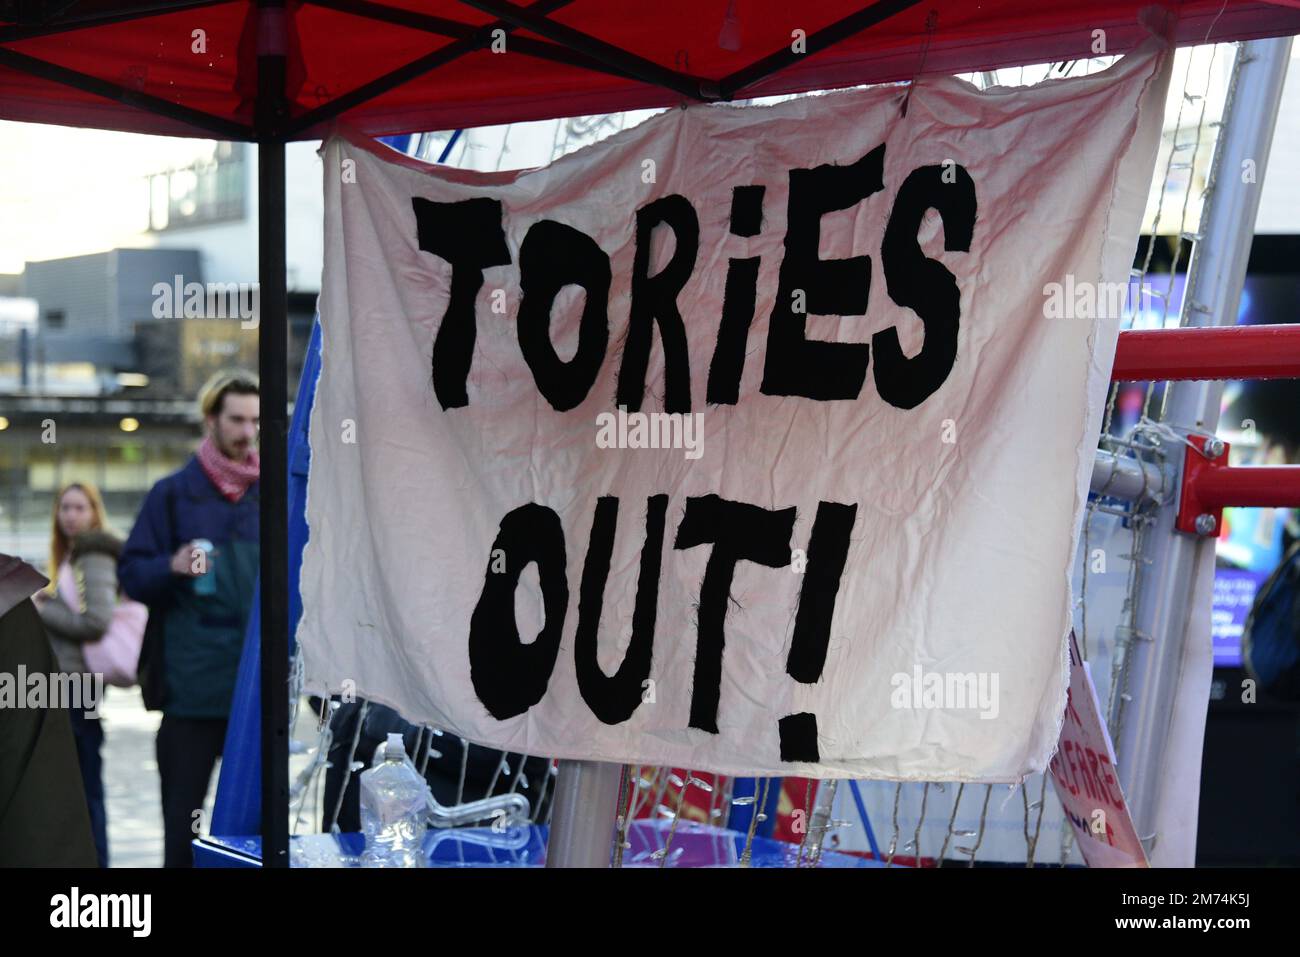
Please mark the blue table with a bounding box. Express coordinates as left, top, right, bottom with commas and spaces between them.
194, 820, 886, 868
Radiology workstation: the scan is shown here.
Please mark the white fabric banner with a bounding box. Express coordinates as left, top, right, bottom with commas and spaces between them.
301, 46, 1171, 779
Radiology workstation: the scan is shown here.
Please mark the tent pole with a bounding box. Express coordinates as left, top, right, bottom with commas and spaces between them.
257, 0, 291, 869
718, 0, 924, 98
0, 0, 225, 42
458, 0, 711, 100
0, 46, 251, 139
545, 760, 623, 867
1112, 36, 1293, 864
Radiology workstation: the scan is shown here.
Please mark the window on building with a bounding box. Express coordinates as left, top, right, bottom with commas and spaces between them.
148, 141, 246, 231
44, 308, 65, 330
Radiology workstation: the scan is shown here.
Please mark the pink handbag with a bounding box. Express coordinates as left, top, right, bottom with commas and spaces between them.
57, 562, 149, 688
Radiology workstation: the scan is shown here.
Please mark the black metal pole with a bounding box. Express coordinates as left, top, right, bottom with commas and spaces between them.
457, 0, 712, 101
256, 0, 290, 869
285, 0, 603, 138
0, 0, 227, 43
717, 0, 924, 99
0, 47, 253, 139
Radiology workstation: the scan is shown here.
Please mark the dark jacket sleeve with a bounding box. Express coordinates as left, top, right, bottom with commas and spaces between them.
0, 597, 98, 867
119, 479, 177, 607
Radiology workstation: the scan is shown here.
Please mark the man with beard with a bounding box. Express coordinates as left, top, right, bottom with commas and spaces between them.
121, 370, 260, 867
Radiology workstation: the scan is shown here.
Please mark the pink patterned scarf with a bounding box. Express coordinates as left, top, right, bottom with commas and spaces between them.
197, 435, 260, 502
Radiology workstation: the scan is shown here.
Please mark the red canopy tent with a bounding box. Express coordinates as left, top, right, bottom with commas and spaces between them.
2, 1, 1299, 139
4, 1, 1299, 868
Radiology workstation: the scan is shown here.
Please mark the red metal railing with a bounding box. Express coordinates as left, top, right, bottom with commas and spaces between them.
1112, 323, 1300, 382
1109, 323, 1300, 533
1195, 462, 1300, 509
1175, 436, 1300, 534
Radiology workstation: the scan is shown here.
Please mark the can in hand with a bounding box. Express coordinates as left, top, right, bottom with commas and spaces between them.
191, 539, 216, 596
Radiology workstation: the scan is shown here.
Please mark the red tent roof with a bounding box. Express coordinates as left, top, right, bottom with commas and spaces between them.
1, 1, 1298, 141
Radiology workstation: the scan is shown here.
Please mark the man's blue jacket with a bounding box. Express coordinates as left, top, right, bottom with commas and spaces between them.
119, 456, 259, 719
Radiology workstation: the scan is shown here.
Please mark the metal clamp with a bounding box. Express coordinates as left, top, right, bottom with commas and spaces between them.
1175, 433, 1228, 536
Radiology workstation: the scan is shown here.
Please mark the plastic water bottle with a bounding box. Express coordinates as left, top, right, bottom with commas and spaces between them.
358, 733, 430, 867
191, 539, 217, 596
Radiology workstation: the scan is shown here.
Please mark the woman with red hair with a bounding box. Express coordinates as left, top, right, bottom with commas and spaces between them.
33, 481, 122, 868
